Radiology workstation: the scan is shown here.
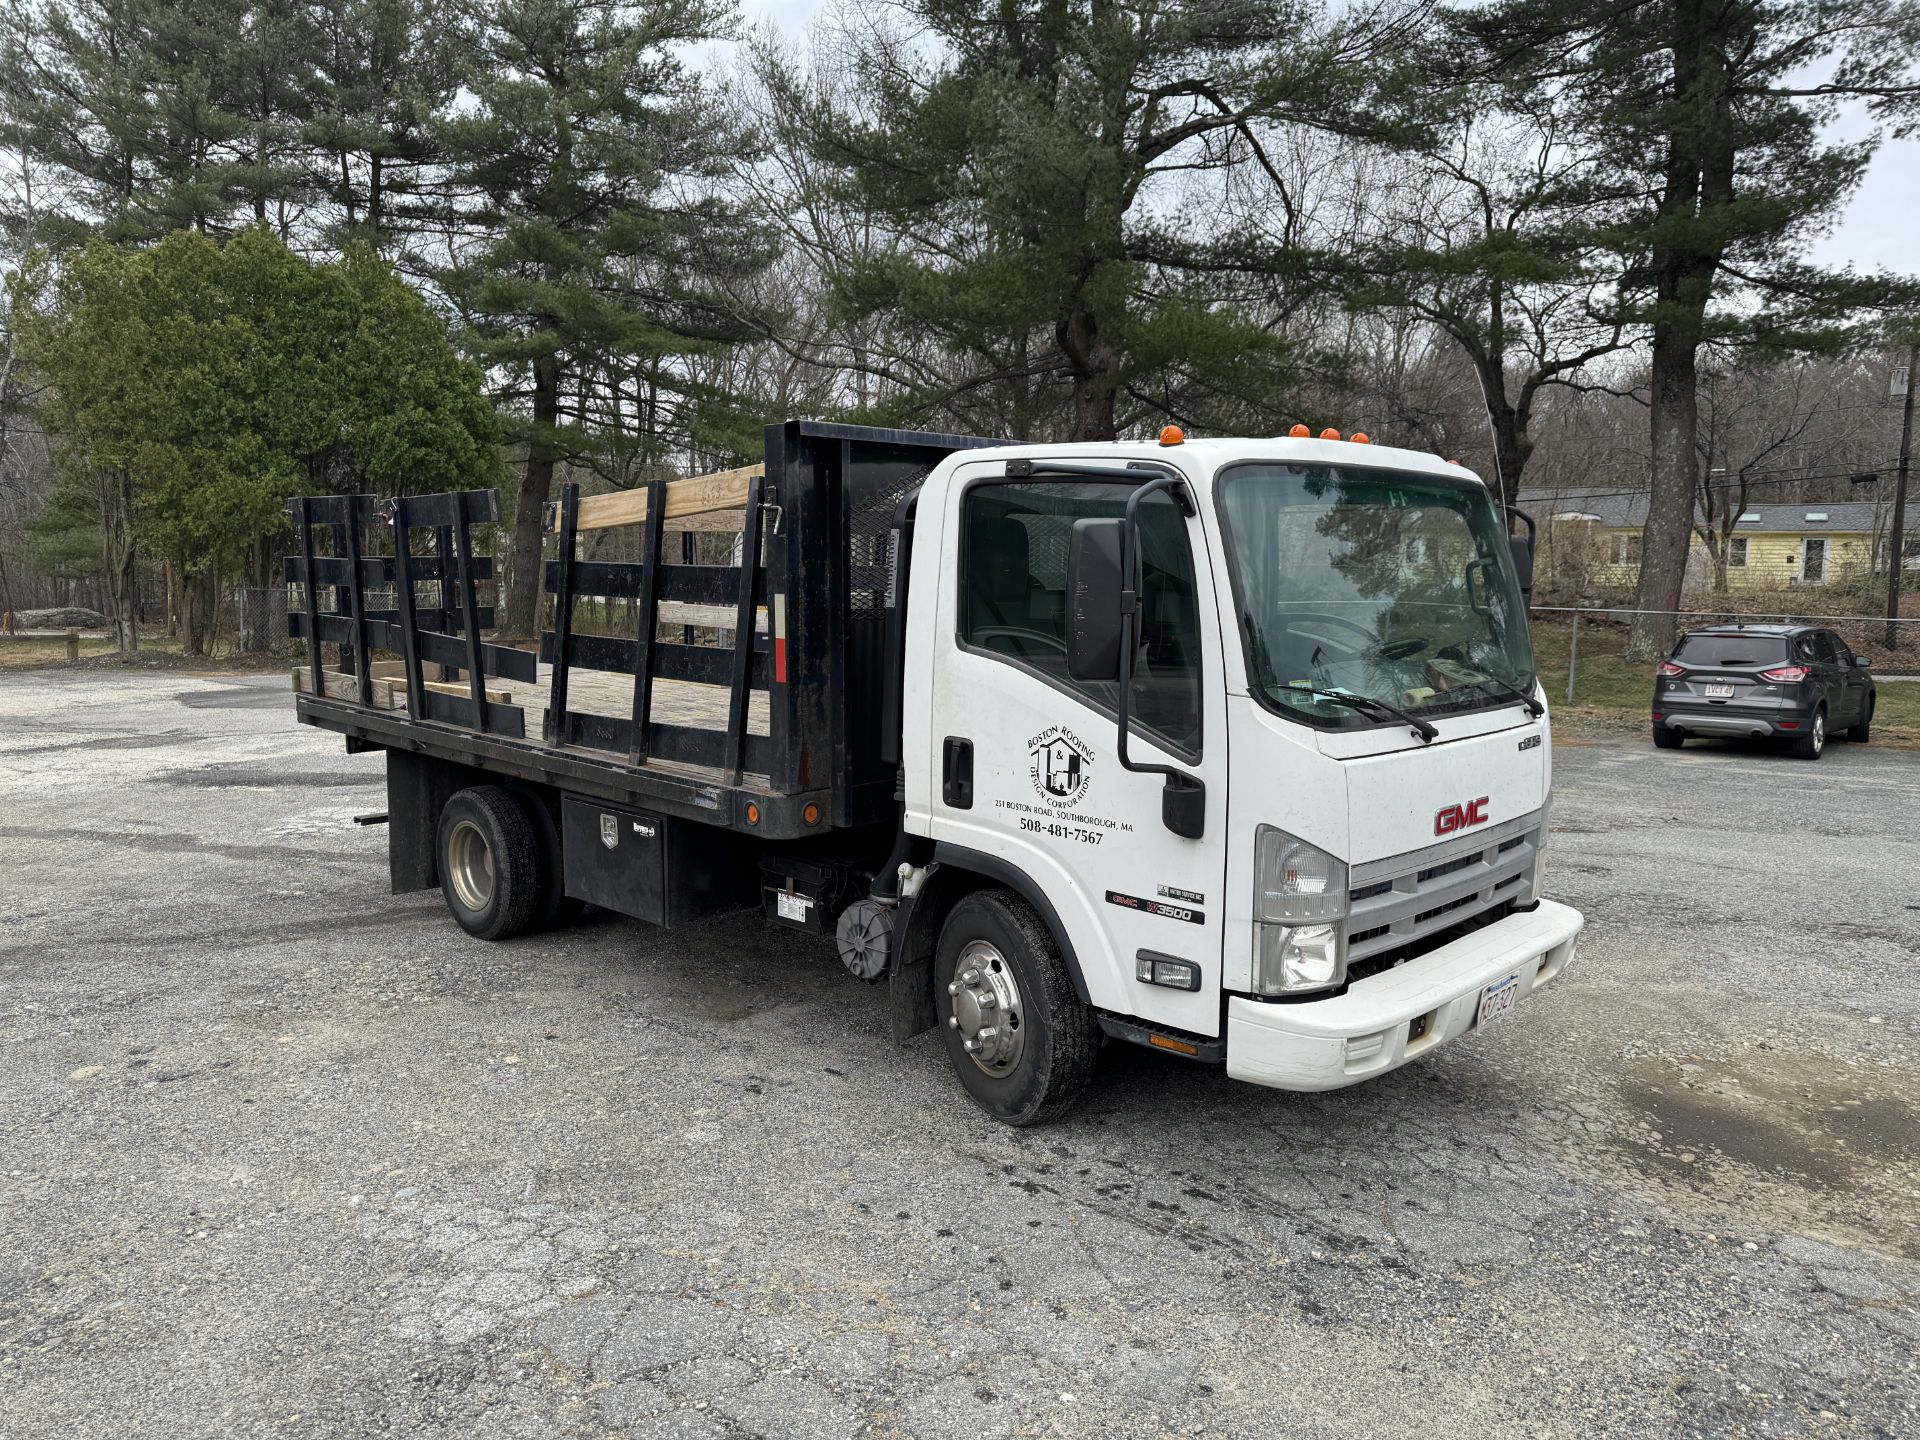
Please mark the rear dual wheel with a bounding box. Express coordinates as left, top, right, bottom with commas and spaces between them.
437, 785, 566, 940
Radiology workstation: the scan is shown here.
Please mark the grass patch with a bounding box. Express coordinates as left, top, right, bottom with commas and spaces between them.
1531, 618, 1920, 742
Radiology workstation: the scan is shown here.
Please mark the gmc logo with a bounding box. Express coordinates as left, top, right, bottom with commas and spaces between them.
1435, 797, 1490, 836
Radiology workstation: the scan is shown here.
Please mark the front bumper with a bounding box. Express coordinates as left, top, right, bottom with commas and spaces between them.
1224, 899, 1583, 1092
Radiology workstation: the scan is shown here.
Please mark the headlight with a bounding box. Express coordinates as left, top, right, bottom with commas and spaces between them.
1252, 827, 1349, 995
1253, 923, 1345, 995
1254, 826, 1347, 923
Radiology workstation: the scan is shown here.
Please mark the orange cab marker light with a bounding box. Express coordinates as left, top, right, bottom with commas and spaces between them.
1319, 427, 1341, 440
1158, 424, 1185, 446
1288, 423, 1311, 438
803, 803, 821, 826
745, 802, 760, 826
1148, 1033, 1201, 1057
1350, 432, 1371, 444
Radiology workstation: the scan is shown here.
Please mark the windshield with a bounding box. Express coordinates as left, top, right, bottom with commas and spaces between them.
1217, 464, 1536, 728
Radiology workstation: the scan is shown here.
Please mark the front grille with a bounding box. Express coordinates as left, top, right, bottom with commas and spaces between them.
1344, 809, 1542, 967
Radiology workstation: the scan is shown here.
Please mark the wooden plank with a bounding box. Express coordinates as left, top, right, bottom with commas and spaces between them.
390, 676, 511, 704
294, 667, 400, 709
557, 466, 760, 535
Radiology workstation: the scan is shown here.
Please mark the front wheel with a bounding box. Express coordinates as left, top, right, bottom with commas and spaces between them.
1847, 697, 1873, 743
436, 786, 546, 939
934, 891, 1100, 1126
1790, 707, 1826, 761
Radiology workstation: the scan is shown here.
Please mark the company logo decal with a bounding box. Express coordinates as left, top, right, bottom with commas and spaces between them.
1028, 725, 1093, 807
1434, 796, 1490, 836
1517, 734, 1541, 752
1106, 889, 1206, 925
600, 813, 619, 849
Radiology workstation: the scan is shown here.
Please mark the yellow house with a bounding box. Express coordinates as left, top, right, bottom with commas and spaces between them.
1522, 491, 1888, 590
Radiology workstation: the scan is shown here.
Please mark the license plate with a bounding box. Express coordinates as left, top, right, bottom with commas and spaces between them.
1477, 973, 1521, 1029
1704, 683, 1735, 698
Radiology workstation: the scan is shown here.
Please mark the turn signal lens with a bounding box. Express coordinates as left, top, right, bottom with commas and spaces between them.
1759, 665, 1811, 683
1656, 661, 1684, 677
1158, 424, 1185, 446
1254, 826, 1347, 923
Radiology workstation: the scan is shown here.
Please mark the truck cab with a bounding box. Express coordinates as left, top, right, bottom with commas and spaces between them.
885, 431, 1582, 1122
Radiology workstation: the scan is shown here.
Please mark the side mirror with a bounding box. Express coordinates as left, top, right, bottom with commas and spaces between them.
1507, 534, 1535, 601
1066, 517, 1126, 681
1854, 654, 1872, 668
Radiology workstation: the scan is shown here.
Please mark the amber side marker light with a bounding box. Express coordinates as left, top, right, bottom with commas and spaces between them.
803, 803, 821, 826
744, 802, 760, 826
1158, 424, 1185, 446
1148, 1033, 1201, 1057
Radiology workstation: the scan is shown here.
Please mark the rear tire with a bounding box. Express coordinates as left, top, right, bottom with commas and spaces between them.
1847, 698, 1873, 743
934, 891, 1100, 1126
436, 786, 545, 940
1652, 724, 1683, 749
1791, 707, 1826, 761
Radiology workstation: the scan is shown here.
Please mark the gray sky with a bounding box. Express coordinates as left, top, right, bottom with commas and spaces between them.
735, 0, 1915, 278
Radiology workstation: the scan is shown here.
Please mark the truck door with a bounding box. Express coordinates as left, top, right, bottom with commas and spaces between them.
919, 464, 1230, 1036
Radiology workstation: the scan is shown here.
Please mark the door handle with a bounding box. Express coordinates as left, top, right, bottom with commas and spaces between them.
943, 736, 973, 809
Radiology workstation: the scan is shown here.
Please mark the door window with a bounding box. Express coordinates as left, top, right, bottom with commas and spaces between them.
960, 480, 1202, 755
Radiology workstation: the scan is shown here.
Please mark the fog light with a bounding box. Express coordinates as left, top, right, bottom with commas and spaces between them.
1135, 951, 1201, 991
1253, 922, 1345, 995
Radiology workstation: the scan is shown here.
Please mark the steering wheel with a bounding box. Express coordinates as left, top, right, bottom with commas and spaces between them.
1272, 612, 1377, 660
971, 625, 1070, 658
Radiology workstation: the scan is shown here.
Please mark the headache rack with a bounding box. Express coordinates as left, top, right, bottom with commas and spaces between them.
285, 420, 999, 838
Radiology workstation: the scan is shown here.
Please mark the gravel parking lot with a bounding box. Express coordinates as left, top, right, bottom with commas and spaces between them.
2, 670, 1917, 1439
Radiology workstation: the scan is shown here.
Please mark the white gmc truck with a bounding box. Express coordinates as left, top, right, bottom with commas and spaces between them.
288, 420, 1584, 1125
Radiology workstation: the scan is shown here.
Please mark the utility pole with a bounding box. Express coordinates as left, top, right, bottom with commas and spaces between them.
1888, 341, 1916, 651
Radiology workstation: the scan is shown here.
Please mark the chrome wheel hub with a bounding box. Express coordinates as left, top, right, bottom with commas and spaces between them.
1812, 712, 1825, 752
447, 819, 495, 912
947, 940, 1025, 1076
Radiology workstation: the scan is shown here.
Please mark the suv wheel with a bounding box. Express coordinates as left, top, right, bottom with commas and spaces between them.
1791, 707, 1826, 761
1847, 698, 1872, 744
1652, 724, 1683, 749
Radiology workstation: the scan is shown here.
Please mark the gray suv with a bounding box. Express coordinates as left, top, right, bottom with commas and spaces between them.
1652, 624, 1875, 760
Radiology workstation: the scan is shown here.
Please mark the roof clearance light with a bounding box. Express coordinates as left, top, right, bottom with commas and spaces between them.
1350, 432, 1371, 444
1288, 423, 1311, 438
1319, 427, 1341, 440
1158, 424, 1184, 446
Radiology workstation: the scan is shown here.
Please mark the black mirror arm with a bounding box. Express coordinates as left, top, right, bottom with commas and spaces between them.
1117, 476, 1205, 840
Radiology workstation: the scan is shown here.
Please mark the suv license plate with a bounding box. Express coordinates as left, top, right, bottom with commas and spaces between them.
1704, 683, 1735, 698
1477, 974, 1521, 1029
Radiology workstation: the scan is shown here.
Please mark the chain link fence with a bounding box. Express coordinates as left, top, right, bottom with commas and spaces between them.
1534, 604, 1919, 708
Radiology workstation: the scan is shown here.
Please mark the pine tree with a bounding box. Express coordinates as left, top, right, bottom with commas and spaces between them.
1455, 0, 1920, 654
305, 0, 460, 250
763, 0, 1420, 442
437, 0, 767, 638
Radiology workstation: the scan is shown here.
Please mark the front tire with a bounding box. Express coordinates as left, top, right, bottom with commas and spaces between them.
1791, 707, 1826, 761
436, 786, 545, 939
934, 891, 1100, 1126
1847, 697, 1873, 743
1652, 723, 1683, 749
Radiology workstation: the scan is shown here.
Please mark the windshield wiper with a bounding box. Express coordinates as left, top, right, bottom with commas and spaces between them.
1441, 666, 1544, 717
1279, 685, 1439, 744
